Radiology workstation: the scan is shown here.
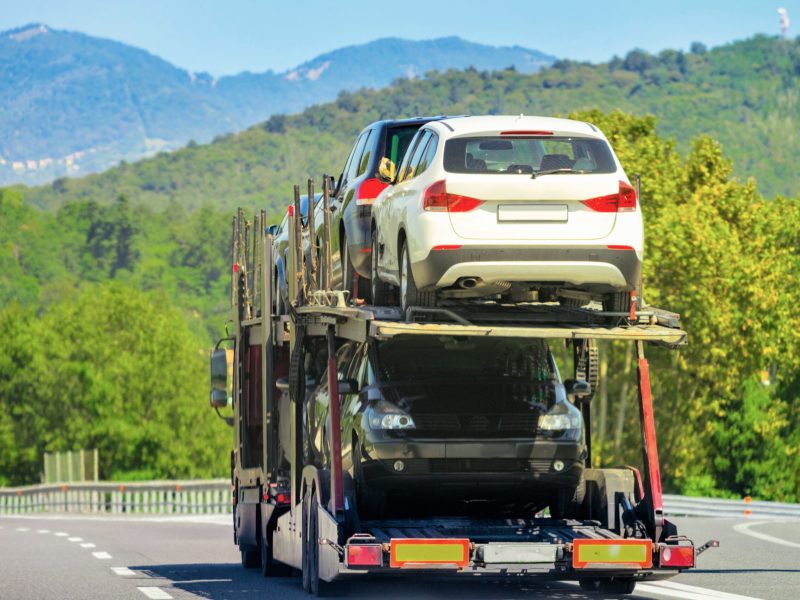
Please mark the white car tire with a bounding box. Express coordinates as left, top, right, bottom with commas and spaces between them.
399, 240, 436, 313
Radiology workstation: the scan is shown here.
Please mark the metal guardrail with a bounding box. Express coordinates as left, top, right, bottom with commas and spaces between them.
0, 479, 231, 515
1, 481, 797, 519
663, 494, 800, 519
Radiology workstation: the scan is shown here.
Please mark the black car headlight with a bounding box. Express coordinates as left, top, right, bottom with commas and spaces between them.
538, 400, 583, 441
365, 400, 416, 430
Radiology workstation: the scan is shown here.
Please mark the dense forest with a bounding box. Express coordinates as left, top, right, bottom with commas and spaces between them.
1, 37, 798, 500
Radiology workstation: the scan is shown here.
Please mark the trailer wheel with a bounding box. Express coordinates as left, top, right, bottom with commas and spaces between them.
578, 578, 599, 591
598, 577, 636, 594
261, 529, 291, 577
240, 548, 260, 568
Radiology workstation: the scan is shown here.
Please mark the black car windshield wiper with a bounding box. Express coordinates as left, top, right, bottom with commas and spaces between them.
531, 168, 588, 179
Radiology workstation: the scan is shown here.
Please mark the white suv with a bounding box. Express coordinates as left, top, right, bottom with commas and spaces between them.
369, 115, 643, 312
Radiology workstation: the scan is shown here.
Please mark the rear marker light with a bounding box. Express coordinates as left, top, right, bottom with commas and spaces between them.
432, 245, 461, 251
423, 180, 483, 213
607, 245, 635, 251
346, 544, 383, 567
659, 544, 695, 568
573, 539, 653, 569
500, 130, 553, 135
356, 178, 389, 206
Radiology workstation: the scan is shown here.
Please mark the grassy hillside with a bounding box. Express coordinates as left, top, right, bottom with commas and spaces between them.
17, 34, 800, 213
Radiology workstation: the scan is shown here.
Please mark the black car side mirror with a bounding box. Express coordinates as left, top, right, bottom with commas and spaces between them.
337, 378, 360, 395
564, 379, 591, 397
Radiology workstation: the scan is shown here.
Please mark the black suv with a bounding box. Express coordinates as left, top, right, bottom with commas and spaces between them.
302, 335, 587, 518
315, 117, 451, 302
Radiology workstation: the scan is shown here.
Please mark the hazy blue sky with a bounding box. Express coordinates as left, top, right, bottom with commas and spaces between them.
2, 1, 796, 76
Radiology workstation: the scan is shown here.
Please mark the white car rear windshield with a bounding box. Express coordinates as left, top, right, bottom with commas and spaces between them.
443, 136, 617, 175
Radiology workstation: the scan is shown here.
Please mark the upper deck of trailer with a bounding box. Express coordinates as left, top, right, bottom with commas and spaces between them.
291, 298, 687, 347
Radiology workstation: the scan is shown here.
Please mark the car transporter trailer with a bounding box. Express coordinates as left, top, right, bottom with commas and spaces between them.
209, 177, 708, 596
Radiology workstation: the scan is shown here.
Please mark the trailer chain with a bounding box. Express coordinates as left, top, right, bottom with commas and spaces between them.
574, 339, 600, 402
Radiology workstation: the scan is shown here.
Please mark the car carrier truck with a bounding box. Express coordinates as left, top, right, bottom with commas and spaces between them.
209, 177, 700, 596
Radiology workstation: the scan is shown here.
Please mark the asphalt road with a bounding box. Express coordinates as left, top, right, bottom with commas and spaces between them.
1, 514, 798, 600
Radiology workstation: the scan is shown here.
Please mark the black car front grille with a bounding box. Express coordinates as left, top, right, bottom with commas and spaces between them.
413, 413, 539, 434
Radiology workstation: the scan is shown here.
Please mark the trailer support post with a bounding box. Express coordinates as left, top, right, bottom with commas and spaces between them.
326, 325, 345, 517
635, 340, 664, 542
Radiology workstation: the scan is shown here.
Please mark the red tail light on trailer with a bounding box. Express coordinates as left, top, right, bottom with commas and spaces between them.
423, 180, 483, 213
346, 544, 383, 567
581, 181, 638, 213
659, 544, 695, 568
356, 178, 389, 206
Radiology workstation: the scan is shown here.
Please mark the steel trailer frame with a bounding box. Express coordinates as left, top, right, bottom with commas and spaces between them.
217, 175, 694, 595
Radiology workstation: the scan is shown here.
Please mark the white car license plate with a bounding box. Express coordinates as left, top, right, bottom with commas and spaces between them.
497, 204, 568, 222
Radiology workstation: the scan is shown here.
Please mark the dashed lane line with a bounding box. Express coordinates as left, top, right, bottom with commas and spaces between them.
734, 520, 800, 549
137, 587, 173, 599
15, 527, 30, 532
67, 536, 84, 542
37, 529, 50, 534
111, 567, 137, 577
54, 532, 69, 537
80, 542, 96, 548
92, 551, 112, 560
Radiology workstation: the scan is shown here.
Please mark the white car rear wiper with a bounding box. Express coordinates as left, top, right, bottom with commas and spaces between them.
531, 168, 588, 179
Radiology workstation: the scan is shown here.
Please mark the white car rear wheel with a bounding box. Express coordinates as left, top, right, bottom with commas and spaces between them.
399, 240, 436, 313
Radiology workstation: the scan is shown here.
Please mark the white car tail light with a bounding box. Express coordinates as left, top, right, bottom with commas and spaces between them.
423, 180, 483, 212
581, 180, 637, 213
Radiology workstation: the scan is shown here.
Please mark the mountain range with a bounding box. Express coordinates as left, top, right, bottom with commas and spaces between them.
0, 24, 555, 185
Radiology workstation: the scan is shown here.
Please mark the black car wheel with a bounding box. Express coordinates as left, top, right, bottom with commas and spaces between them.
370, 235, 393, 306
341, 234, 370, 303
399, 239, 436, 313
549, 469, 585, 519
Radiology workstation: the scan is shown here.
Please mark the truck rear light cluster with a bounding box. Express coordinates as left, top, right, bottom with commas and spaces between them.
423, 180, 483, 212
581, 181, 637, 213
356, 178, 389, 206
658, 544, 695, 568
346, 544, 383, 567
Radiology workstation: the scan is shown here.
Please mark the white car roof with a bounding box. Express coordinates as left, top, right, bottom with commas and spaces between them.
431, 115, 604, 139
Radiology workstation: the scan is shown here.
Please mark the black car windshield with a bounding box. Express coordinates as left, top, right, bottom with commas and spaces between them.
374, 336, 555, 404
443, 136, 616, 175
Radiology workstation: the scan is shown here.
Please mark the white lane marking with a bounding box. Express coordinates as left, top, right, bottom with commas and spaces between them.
92, 551, 112, 560
67, 536, 84, 542
54, 532, 69, 536
111, 567, 137, 576
15, 527, 30, 532
644, 580, 765, 599
565, 580, 764, 600
137, 587, 173, 599
637, 582, 764, 600
734, 520, 800, 549
37, 529, 50, 534
80, 543, 96, 548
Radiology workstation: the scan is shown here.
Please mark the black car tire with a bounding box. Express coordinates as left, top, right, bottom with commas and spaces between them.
549, 469, 586, 519
353, 439, 386, 519
399, 239, 436, 313
341, 234, 370, 304
370, 235, 393, 307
